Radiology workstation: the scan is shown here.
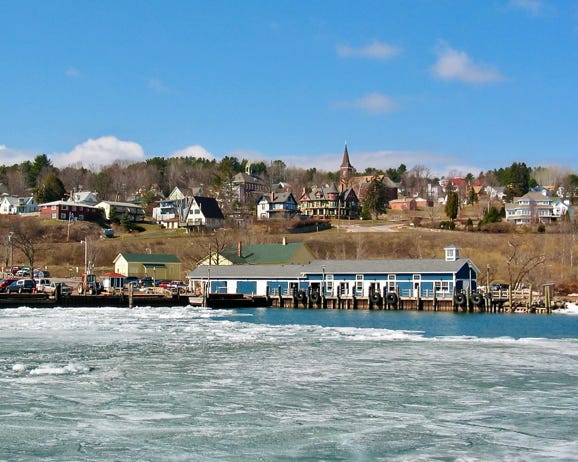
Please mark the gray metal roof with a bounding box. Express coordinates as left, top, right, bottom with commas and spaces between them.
187, 258, 475, 279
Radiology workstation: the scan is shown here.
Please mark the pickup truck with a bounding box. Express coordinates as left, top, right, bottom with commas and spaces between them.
42, 281, 73, 296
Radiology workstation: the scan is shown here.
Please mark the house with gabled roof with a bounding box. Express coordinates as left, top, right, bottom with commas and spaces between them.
188, 244, 478, 299
0, 195, 38, 215
113, 253, 182, 280
152, 190, 224, 231
389, 197, 417, 211
256, 192, 299, 220
484, 185, 506, 201
71, 190, 99, 205
151, 186, 197, 225
351, 175, 399, 203
552, 198, 570, 218
232, 169, 269, 205
167, 186, 203, 201
505, 191, 558, 225
38, 200, 102, 221
183, 196, 225, 230
97, 200, 146, 222
197, 239, 315, 266
299, 183, 359, 219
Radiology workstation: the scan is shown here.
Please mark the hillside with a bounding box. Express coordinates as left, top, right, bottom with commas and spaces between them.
5, 216, 576, 294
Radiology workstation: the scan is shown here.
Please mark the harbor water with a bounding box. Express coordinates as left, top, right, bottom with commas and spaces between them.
1, 305, 577, 461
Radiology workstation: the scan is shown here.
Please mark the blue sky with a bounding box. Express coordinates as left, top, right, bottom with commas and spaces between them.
0, 0, 577, 177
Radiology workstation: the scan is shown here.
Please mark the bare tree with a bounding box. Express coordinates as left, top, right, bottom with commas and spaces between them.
10, 219, 44, 271
506, 239, 546, 290
4, 167, 29, 196
188, 229, 233, 266
532, 166, 569, 191
403, 165, 431, 197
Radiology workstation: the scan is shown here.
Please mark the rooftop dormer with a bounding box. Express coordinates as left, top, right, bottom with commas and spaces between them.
445, 244, 461, 261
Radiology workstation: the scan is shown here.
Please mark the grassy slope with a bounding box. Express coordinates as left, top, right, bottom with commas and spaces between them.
22, 216, 577, 293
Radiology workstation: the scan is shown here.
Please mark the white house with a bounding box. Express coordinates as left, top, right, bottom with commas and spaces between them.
97, 201, 146, 222
0, 195, 38, 215
257, 192, 299, 219
485, 186, 506, 201
505, 192, 561, 225
552, 198, 570, 218
183, 196, 225, 230
71, 191, 99, 205
151, 186, 204, 225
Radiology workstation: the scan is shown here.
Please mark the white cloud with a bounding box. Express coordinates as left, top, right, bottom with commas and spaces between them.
170, 145, 215, 160
335, 93, 397, 114
0, 144, 36, 166
285, 148, 481, 179
431, 42, 504, 84
508, 0, 549, 16
65, 67, 80, 78
52, 136, 146, 169
148, 78, 169, 93
336, 40, 400, 59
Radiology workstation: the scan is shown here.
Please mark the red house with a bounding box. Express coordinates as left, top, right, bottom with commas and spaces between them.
38, 200, 103, 221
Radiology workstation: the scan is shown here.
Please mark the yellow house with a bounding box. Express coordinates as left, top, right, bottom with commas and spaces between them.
113, 253, 182, 280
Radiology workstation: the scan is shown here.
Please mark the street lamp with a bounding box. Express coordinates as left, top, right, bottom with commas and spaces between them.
8, 232, 13, 271
80, 238, 88, 275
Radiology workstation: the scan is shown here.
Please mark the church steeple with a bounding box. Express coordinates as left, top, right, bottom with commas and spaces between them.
340, 142, 354, 188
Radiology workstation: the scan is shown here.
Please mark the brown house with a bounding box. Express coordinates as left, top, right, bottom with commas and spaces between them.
389, 198, 417, 211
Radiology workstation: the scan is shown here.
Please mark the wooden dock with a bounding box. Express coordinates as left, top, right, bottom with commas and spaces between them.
0, 292, 191, 309
257, 290, 557, 313
1, 289, 559, 313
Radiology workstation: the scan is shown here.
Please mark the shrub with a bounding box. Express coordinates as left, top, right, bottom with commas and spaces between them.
555, 280, 578, 296
478, 222, 514, 233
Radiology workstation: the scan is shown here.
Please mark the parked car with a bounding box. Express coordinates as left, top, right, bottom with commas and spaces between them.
33, 269, 50, 278
123, 276, 140, 288
15, 268, 31, 277
0, 278, 18, 291
158, 280, 179, 291
43, 281, 72, 297
490, 283, 510, 292
139, 276, 154, 287
5, 279, 36, 293
167, 280, 188, 294
35, 278, 51, 292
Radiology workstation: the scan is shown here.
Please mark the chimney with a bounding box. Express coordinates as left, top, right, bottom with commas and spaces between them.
237, 241, 242, 257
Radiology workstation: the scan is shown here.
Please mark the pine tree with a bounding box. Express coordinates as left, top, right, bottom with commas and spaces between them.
362, 178, 388, 220
445, 190, 459, 221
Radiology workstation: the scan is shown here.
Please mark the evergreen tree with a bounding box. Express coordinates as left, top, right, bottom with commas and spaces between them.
493, 162, 533, 201
479, 206, 503, 225
362, 178, 388, 220
22, 154, 53, 188
467, 187, 478, 205
386, 164, 406, 183
34, 172, 66, 203
445, 190, 459, 221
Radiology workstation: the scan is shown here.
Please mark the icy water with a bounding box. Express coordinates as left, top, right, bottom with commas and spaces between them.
1, 306, 578, 461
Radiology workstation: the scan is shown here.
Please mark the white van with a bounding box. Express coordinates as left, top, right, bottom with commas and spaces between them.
36, 278, 51, 292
